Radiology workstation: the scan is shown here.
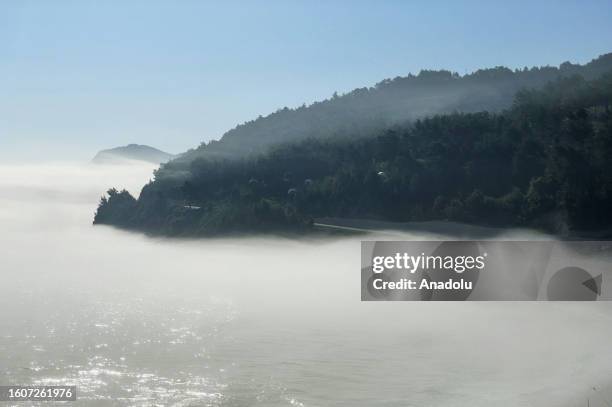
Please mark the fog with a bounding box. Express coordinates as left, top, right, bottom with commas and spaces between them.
1, 162, 612, 406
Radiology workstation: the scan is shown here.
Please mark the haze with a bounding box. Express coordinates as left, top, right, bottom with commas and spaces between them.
1, 162, 612, 406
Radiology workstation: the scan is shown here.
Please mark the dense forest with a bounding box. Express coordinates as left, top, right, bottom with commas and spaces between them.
167, 53, 612, 168
95, 68, 612, 236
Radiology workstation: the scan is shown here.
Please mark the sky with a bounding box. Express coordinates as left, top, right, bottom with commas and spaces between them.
1, 0, 611, 162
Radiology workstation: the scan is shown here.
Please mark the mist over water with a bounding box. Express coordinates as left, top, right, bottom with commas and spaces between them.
1, 163, 612, 406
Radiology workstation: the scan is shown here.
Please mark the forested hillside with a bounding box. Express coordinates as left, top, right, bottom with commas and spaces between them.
165, 53, 612, 170
95, 71, 612, 236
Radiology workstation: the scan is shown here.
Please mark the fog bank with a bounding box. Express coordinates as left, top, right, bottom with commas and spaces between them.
1, 163, 611, 406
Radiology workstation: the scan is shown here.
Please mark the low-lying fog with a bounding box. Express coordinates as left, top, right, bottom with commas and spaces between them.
1, 162, 611, 407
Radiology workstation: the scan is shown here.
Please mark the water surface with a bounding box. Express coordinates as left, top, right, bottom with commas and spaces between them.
1, 163, 611, 406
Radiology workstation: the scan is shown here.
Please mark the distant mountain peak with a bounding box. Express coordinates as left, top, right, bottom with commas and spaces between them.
92, 144, 175, 165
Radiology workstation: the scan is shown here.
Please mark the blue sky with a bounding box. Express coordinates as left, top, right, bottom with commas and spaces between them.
1, 0, 611, 161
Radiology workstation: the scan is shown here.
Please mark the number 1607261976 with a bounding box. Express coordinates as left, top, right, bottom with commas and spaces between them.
0, 386, 76, 401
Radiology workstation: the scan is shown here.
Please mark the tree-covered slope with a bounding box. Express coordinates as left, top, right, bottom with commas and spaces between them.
165, 53, 612, 171
95, 72, 612, 236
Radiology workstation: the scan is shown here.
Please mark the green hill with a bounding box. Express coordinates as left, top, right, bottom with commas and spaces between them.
167, 53, 612, 168
94, 55, 612, 236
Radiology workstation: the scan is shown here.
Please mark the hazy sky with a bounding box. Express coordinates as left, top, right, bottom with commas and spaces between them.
1, 0, 611, 161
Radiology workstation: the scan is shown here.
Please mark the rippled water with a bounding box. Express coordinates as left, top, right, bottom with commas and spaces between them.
1, 163, 612, 406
